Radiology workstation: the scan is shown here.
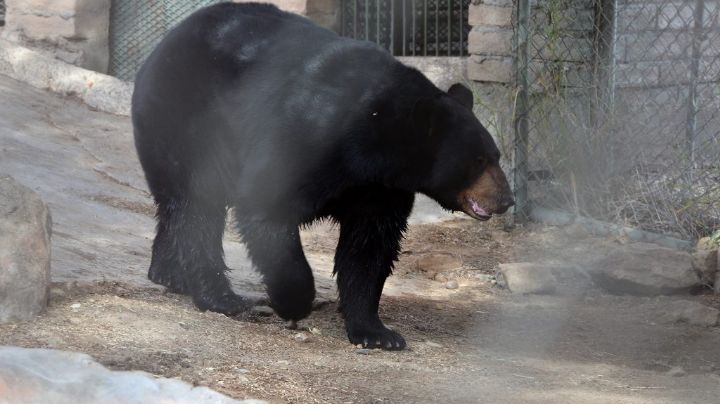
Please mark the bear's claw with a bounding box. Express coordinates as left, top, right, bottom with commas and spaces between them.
193, 292, 255, 316
348, 325, 406, 351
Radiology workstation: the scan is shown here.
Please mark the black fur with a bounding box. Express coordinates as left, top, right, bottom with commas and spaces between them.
132, 2, 513, 350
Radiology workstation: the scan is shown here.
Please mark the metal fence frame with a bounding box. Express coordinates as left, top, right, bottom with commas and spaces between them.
340, 0, 471, 56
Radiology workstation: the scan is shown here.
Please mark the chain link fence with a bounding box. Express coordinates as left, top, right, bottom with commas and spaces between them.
109, 0, 223, 81
0, 0, 6, 27
514, 0, 720, 239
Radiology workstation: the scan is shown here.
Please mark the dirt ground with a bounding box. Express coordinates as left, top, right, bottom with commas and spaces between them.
2, 75, 720, 403
2, 221, 720, 403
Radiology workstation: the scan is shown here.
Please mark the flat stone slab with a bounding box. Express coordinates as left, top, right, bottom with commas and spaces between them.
0, 175, 51, 323
660, 300, 720, 327
0, 346, 264, 404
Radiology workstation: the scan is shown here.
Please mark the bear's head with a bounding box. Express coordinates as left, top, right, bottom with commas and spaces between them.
416, 83, 515, 221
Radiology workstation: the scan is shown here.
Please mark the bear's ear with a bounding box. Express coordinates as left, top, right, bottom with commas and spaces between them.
447, 83, 474, 110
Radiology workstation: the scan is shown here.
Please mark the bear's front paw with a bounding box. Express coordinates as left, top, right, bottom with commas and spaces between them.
347, 322, 407, 351
193, 292, 255, 316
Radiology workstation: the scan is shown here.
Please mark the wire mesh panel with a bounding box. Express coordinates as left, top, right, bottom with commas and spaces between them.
109, 0, 223, 81
514, 0, 720, 238
340, 0, 471, 56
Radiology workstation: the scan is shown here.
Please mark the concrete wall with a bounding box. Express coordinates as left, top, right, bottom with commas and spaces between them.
234, 0, 308, 14
1, 0, 110, 73
307, 0, 341, 31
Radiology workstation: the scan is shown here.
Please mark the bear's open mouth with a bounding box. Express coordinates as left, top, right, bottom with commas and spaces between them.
463, 197, 492, 221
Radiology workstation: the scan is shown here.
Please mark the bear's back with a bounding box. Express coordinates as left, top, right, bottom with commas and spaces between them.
131, 2, 438, 218
133, 2, 404, 145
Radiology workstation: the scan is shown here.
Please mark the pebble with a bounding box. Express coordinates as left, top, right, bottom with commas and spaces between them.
425, 341, 443, 348
294, 333, 310, 343
68, 317, 81, 325
667, 366, 687, 377
70, 303, 81, 309
178, 321, 189, 330
355, 349, 372, 355
445, 280, 459, 290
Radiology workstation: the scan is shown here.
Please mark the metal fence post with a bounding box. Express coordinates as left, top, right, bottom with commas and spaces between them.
513, 0, 531, 220
687, 0, 705, 169
592, 0, 618, 148
0, 0, 5, 27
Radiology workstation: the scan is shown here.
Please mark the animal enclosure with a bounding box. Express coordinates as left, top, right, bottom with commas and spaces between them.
513, 0, 720, 239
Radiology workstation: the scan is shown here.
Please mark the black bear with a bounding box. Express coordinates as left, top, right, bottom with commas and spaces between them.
132, 2, 514, 350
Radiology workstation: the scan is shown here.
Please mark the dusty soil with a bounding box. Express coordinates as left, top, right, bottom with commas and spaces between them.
2, 74, 720, 403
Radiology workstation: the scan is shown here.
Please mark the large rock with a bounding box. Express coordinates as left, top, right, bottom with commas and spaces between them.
0, 346, 265, 404
590, 242, 701, 296
692, 237, 718, 286
0, 176, 52, 323
0, 38, 134, 116
496, 263, 558, 294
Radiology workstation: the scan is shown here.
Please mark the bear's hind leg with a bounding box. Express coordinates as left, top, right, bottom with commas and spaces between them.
148, 201, 190, 294
237, 220, 316, 321
150, 198, 253, 315
332, 187, 414, 350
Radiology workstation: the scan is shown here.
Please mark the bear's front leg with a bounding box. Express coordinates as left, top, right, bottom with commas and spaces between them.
332, 188, 414, 350
238, 220, 316, 321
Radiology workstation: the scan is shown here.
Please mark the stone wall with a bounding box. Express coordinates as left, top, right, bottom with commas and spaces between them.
467, 0, 515, 83
307, 0, 341, 31
1, 0, 110, 73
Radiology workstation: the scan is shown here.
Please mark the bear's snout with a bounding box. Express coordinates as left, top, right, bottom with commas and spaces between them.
495, 195, 515, 214
459, 164, 514, 220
